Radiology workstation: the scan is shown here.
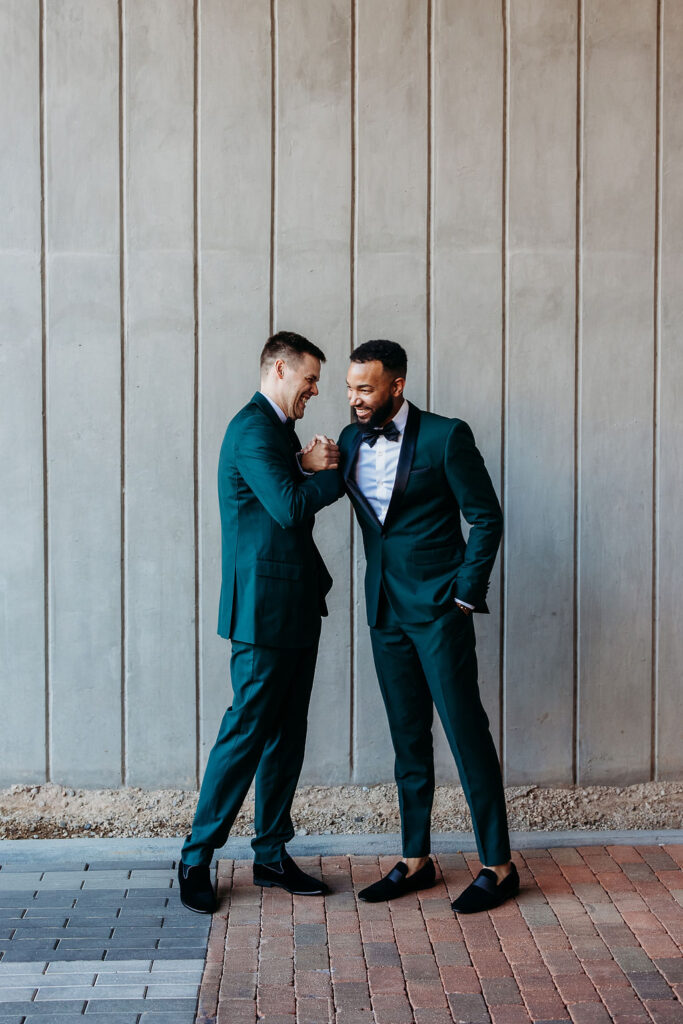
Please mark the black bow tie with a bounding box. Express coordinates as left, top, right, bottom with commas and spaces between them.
360, 420, 400, 447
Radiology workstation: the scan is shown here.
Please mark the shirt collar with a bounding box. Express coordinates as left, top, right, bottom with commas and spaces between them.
390, 399, 409, 434
259, 391, 287, 424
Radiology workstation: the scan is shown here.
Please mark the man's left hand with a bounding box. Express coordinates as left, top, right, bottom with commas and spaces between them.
300, 435, 340, 472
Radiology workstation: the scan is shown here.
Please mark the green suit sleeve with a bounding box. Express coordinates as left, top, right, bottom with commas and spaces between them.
444, 420, 503, 606
236, 421, 344, 529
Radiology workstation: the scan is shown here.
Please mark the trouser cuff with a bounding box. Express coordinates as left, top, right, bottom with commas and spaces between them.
481, 845, 512, 866
180, 835, 213, 867
252, 842, 288, 866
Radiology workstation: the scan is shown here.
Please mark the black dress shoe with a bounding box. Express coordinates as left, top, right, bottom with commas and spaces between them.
358, 859, 436, 903
451, 862, 519, 914
253, 855, 328, 895
177, 860, 217, 914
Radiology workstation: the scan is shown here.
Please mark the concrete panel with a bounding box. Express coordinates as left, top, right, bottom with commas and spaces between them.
432, 0, 504, 778
2, 0, 680, 788
198, 0, 272, 766
578, 0, 656, 783
124, 0, 196, 787
657, 1, 683, 778
354, 0, 428, 781
45, 0, 121, 785
275, 0, 352, 783
504, 0, 577, 784
0, 2, 45, 783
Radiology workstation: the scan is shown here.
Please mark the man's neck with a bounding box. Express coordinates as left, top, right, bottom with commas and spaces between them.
378, 397, 405, 427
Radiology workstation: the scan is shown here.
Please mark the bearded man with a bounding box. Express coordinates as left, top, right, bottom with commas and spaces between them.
338, 339, 518, 914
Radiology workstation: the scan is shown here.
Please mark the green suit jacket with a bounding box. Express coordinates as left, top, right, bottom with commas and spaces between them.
217, 392, 342, 648
339, 402, 503, 627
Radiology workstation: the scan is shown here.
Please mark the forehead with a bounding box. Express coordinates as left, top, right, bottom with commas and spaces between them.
346, 360, 388, 386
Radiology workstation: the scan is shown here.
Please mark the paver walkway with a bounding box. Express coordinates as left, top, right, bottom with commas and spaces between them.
0, 844, 681, 1024
198, 846, 683, 1024
0, 858, 209, 1023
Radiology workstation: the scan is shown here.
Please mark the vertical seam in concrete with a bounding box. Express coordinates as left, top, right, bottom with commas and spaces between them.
39, 0, 50, 783
193, 0, 202, 789
118, 0, 128, 786
499, 0, 510, 780
269, 0, 278, 336
651, 0, 663, 781
573, 0, 584, 786
349, 0, 358, 781
426, 0, 434, 412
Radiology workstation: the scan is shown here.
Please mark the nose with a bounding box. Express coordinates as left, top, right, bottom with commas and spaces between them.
311, 382, 318, 396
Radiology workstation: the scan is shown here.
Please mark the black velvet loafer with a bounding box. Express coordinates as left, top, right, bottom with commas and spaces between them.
253, 854, 328, 895
358, 859, 436, 903
451, 863, 519, 914
178, 860, 217, 914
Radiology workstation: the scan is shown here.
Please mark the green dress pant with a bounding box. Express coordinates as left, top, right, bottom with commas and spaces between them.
370, 596, 510, 866
182, 637, 318, 866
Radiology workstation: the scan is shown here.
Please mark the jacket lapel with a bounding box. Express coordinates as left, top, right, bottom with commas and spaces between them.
383, 402, 420, 531
251, 391, 300, 450
252, 391, 282, 426
343, 430, 382, 533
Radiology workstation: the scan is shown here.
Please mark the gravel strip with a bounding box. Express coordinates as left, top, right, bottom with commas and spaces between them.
0, 781, 680, 840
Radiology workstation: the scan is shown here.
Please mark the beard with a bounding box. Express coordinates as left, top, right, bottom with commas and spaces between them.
353, 394, 396, 428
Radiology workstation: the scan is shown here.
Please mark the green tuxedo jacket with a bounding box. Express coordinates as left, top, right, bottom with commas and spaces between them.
217, 392, 342, 648
338, 402, 503, 627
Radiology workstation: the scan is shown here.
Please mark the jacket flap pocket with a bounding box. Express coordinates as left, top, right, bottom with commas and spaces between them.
411, 544, 458, 566
255, 558, 302, 580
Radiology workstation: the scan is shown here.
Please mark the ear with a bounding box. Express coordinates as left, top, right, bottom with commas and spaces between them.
392, 376, 405, 398
274, 358, 286, 379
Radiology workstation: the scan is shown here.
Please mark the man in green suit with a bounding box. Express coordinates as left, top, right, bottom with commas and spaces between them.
179, 331, 342, 914
339, 339, 518, 914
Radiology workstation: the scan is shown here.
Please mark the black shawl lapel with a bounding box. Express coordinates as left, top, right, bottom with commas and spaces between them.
343, 429, 382, 533
343, 430, 363, 486
382, 402, 420, 531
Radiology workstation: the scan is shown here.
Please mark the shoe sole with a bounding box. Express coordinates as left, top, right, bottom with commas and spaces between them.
253, 879, 326, 896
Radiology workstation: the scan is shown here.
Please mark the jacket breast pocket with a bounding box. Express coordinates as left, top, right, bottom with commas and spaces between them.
255, 558, 302, 580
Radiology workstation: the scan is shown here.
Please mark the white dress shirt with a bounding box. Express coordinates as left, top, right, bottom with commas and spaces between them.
354, 399, 473, 610
354, 399, 409, 524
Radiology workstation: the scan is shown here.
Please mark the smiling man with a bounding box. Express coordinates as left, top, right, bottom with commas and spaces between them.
178, 331, 342, 913
339, 339, 518, 914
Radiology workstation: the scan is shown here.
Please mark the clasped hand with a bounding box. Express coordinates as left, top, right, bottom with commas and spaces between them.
300, 434, 340, 472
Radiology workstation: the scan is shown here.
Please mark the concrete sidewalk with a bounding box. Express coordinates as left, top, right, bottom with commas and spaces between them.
0, 835, 681, 1023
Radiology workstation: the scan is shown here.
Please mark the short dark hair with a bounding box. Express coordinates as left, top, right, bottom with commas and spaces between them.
350, 339, 407, 377
260, 331, 326, 373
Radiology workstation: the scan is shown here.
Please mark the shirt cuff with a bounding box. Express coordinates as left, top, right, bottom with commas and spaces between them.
296, 453, 314, 477
454, 598, 475, 610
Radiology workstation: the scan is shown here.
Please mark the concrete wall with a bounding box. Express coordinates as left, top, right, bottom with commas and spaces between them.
1, 0, 681, 789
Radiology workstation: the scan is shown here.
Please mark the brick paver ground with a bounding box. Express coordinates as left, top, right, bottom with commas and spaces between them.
198, 845, 683, 1024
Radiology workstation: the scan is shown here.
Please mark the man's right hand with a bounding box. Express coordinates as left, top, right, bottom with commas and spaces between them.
300, 435, 340, 472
